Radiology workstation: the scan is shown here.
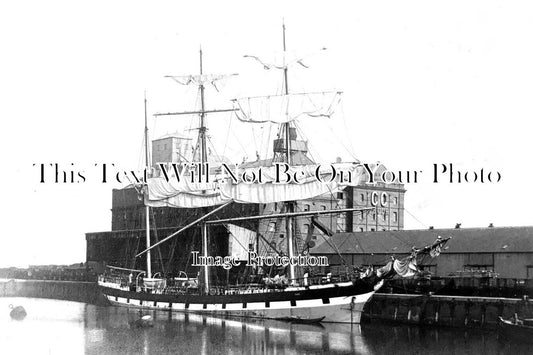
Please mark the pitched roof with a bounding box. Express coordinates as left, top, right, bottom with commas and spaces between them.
310, 226, 533, 255
153, 134, 191, 141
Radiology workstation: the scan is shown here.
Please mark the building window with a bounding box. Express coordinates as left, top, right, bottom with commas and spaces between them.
304, 204, 310, 211
372, 213, 376, 221
312, 235, 317, 240
370, 228, 375, 232
268, 221, 276, 232
359, 227, 364, 232
360, 193, 365, 202
360, 211, 365, 220
527, 267, 533, 279
383, 212, 387, 221
303, 224, 309, 234
393, 197, 398, 205
321, 205, 326, 210
279, 234, 284, 239
464, 265, 494, 272
393, 212, 398, 222
337, 192, 344, 199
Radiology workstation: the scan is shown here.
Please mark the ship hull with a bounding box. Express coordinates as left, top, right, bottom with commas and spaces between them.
98, 279, 382, 323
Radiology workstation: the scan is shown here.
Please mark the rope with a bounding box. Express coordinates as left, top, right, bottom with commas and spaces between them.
339, 103, 359, 161
404, 208, 428, 229
149, 208, 166, 275
220, 223, 251, 253
221, 114, 233, 160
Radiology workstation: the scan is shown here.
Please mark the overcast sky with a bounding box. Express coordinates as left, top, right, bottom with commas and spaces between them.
1, 1, 532, 267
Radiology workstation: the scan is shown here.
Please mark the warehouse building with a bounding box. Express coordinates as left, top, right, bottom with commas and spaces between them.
310, 226, 533, 279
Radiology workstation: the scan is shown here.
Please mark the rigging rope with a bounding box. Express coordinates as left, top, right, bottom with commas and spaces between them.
149, 207, 166, 275
339, 103, 359, 162
404, 208, 428, 229
221, 114, 233, 160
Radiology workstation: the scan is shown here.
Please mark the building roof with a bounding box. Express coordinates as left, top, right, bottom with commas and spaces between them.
310, 226, 533, 255
153, 134, 192, 141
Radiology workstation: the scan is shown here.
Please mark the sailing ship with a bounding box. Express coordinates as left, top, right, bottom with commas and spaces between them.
97, 24, 450, 323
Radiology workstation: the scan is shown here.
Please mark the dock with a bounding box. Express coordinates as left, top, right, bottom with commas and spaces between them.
365, 293, 532, 328
2, 278, 532, 328
0, 278, 106, 305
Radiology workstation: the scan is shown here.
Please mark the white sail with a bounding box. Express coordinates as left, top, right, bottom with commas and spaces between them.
166, 74, 237, 90
144, 176, 226, 208
233, 91, 342, 124
227, 224, 257, 261
145, 163, 366, 208
243, 47, 328, 71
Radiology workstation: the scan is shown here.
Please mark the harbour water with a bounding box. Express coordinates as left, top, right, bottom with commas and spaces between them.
0, 298, 530, 354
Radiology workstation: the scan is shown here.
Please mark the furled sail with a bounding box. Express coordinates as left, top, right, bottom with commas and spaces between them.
144, 162, 366, 208
392, 258, 419, 278
143, 177, 225, 208
165, 74, 237, 91
375, 236, 451, 279
243, 47, 328, 71
233, 91, 342, 124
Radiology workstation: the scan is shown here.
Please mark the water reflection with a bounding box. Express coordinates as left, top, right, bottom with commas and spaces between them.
0, 297, 531, 354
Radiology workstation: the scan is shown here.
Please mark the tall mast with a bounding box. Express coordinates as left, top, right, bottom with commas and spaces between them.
282, 21, 297, 285
199, 47, 208, 165
144, 92, 152, 279
153, 51, 238, 292
282, 22, 291, 161
282, 21, 289, 96
199, 47, 210, 294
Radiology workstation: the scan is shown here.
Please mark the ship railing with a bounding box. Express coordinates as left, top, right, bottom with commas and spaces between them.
98, 274, 130, 290
158, 274, 361, 296
152, 269, 362, 296
98, 274, 125, 285
184, 274, 360, 296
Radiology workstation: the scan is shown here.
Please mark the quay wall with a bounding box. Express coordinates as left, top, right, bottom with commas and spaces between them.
364, 293, 533, 328
0, 279, 107, 306
3, 279, 533, 329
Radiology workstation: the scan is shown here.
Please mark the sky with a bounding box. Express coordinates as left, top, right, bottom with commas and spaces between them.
1, 1, 532, 267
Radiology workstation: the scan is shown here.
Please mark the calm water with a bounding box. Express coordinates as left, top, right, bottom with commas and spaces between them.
0, 298, 530, 355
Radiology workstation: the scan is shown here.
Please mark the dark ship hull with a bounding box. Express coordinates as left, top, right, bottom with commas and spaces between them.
98, 278, 383, 324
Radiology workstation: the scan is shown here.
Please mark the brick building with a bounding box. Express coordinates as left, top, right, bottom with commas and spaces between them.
86, 130, 406, 275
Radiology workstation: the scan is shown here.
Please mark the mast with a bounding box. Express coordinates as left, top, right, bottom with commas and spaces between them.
282, 21, 297, 285
199, 48, 210, 294
152, 51, 238, 293
282, 21, 289, 96
144, 92, 152, 279
199, 47, 208, 165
